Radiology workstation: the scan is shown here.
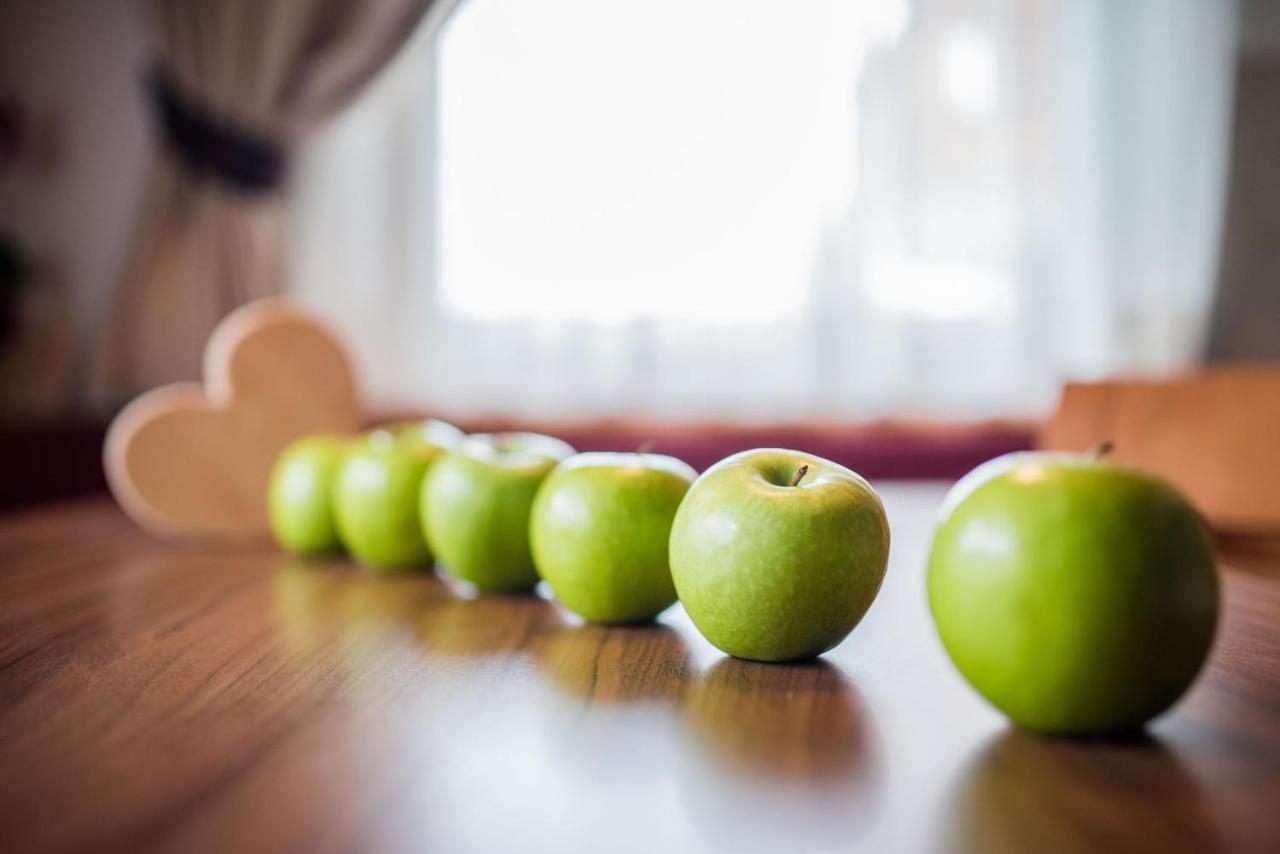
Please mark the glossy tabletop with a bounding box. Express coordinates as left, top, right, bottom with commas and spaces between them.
0, 484, 1277, 853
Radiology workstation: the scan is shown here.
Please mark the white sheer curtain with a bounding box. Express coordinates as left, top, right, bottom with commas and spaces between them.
291, 0, 1239, 422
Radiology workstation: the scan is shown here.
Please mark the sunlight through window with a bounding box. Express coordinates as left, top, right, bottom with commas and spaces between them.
437, 0, 907, 323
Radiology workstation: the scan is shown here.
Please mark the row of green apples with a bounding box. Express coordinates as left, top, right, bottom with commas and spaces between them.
269, 421, 1220, 736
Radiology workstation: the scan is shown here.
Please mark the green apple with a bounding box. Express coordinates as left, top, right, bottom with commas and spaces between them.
421, 432, 575, 592
530, 452, 697, 623
669, 449, 890, 662
927, 449, 1220, 734
268, 434, 348, 556
332, 420, 463, 571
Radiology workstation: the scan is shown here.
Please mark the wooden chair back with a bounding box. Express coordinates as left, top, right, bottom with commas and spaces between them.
1040, 367, 1280, 535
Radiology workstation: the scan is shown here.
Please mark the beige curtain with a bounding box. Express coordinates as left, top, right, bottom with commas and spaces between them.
96, 0, 434, 402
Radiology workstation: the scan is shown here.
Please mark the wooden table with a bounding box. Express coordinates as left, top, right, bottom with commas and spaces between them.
1, 484, 1277, 853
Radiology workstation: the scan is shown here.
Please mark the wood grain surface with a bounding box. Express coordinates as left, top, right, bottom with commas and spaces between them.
0, 484, 1277, 854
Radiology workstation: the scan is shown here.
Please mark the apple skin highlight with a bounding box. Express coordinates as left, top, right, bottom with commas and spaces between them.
268, 434, 348, 557
421, 433, 575, 592
669, 448, 891, 663
927, 451, 1220, 735
331, 421, 462, 572
531, 452, 696, 624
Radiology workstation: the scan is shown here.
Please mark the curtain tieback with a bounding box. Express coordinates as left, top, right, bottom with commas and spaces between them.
147, 66, 287, 194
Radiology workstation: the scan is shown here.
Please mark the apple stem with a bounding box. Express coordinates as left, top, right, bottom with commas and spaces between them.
789, 464, 809, 487
636, 440, 655, 455
1089, 440, 1115, 462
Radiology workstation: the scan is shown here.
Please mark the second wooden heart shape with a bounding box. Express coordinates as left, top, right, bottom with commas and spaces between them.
104, 298, 361, 541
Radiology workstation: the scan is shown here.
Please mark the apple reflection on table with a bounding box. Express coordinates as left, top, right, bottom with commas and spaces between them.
528, 620, 691, 792
533, 621, 885, 850
274, 558, 877, 749
938, 729, 1220, 854
676, 657, 881, 851
272, 560, 563, 661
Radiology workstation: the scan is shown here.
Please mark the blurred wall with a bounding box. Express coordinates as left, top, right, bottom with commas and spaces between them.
0, 0, 150, 417
1208, 0, 1280, 362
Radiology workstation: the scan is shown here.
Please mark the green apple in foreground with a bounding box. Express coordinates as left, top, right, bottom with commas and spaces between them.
927, 449, 1220, 734
268, 434, 348, 556
332, 420, 463, 571
670, 449, 890, 662
530, 452, 697, 623
422, 433, 575, 592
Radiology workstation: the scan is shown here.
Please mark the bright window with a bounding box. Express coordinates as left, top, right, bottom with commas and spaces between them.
436, 0, 908, 323
295, 0, 1237, 420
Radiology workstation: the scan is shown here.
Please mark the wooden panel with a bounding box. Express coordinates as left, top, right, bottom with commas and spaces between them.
0, 489, 1277, 853
1041, 368, 1280, 534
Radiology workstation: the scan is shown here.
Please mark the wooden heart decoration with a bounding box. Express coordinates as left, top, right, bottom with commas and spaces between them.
104, 298, 361, 541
